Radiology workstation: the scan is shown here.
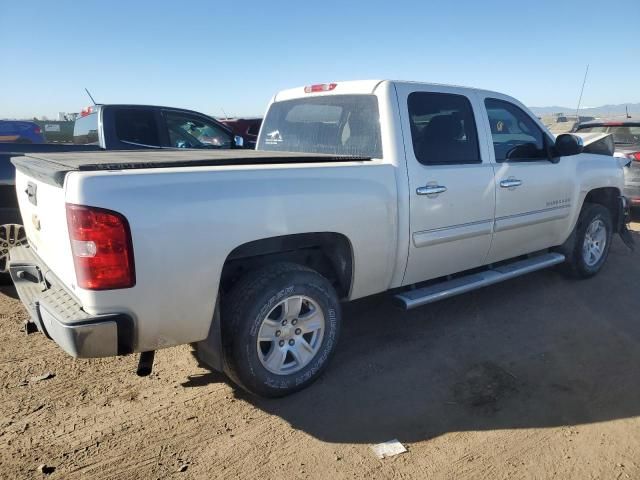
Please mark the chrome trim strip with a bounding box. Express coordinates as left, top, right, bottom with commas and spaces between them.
413, 219, 493, 248
494, 205, 571, 233
120, 140, 166, 149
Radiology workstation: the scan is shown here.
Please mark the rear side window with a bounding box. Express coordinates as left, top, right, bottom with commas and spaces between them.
408, 92, 480, 165
485, 98, 547, 162
73, 113, 99, 145
258, 95, 382, 158
115, 109, 160, 146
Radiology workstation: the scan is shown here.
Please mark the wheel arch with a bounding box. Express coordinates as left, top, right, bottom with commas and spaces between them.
582, 187, 622, 230
220, 232, 354, 300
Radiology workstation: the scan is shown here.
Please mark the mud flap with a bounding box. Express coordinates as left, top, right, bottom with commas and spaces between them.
618, 196, 635, 251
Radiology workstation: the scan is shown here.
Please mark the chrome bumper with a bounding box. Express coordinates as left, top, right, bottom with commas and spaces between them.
8, 244, 133, 358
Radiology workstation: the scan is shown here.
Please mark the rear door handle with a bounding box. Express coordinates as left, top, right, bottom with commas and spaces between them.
416, 185, 447, 196
500, 179, 522, 189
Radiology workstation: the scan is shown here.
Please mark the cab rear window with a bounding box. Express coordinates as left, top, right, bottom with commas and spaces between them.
258, 95, 382, 158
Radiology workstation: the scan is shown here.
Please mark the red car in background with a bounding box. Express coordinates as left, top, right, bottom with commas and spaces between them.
219, 117, 262, 149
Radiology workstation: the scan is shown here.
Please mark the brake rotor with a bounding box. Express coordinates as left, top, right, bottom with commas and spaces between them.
0, 224, 27, 273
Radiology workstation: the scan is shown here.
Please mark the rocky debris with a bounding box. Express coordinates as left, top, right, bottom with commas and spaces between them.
29, 372, 55, 383
37, 464, 55, 475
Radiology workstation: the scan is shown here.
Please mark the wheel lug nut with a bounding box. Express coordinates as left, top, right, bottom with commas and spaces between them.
275, 330, 281, 337
289, 339, 295, 346
292, 319, 297, 325
295, 328, 301, 335
282, 320, 287, 326
279, 340, 285, 347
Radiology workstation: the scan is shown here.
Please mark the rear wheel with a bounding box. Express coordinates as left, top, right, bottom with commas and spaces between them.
562, 203, 612, 278
0, 224, 26, 284
222, 262, 341, 397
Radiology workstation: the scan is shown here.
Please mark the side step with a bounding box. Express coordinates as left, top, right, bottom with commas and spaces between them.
393, 252, 565, 310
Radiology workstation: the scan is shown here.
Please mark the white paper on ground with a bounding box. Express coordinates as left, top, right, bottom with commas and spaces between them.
370, 439, 407, 459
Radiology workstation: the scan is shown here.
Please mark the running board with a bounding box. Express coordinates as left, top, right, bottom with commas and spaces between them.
393, 252, 565, 310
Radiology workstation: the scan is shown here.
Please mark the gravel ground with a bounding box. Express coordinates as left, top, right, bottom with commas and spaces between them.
1, 220, 639, 479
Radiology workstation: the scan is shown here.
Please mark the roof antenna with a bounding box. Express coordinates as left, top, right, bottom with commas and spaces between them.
574, 64, 589, 121
221, 107, 229, 119
84, 88, 98, 106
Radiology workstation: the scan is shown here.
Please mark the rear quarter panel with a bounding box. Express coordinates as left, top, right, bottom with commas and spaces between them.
64, 161, 398, 352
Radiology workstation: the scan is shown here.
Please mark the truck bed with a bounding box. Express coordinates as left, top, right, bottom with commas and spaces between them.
11, 149, 371, 187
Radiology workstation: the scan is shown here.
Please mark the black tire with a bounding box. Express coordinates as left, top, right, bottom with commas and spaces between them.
561, 203, 613, 278
222, 262, 341, 397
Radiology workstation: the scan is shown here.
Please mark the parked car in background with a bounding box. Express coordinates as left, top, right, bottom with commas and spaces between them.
7, 80, 633, 398
72, 104, 240, 149
574, 119, 640, 207
0, 104, 245, 275
0, 120, 45, 144
219, 117, 262, 148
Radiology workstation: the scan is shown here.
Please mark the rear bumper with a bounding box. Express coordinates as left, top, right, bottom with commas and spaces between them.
8, 244, 133, 358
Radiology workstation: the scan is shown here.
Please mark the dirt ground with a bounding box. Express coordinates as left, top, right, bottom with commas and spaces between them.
1, 222, 640, 480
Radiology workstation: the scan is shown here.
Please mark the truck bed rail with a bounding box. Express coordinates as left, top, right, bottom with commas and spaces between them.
11, 150, 371, 187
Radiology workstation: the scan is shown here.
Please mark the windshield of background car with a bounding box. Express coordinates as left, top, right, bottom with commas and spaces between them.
577, 124, 640, 145
258, 94, 382, 157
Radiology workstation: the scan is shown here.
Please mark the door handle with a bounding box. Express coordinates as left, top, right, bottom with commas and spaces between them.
500, 179, 522, 189
416, 185, 447, 196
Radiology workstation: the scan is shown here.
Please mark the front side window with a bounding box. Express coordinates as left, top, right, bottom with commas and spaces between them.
115, 109, 160, 146
485, 98, 547, 162
407, 92, 480, 165
164, 111, 232, 149
258, 95, 382, 158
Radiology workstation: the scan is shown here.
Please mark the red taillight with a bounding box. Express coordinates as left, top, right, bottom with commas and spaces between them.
34, 126, 41, 134
304, 83, 337, 93
66, 204, 135, 290
627, 152, 640, 162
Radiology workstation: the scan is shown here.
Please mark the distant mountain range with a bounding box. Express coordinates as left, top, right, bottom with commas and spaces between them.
529, 103, 640, 117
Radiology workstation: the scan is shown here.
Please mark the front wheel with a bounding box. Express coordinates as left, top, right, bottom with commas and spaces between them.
222, 262, 341, 397
563, 203, 613, 278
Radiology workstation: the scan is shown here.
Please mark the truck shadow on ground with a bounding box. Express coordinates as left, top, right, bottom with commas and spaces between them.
202, 235, 640, 444
0, 284, 19, 300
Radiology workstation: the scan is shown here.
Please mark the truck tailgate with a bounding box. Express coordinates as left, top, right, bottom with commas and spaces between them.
14, 169, 76, 290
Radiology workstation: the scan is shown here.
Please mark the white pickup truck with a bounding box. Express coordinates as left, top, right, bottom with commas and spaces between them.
9, 80, 634, 397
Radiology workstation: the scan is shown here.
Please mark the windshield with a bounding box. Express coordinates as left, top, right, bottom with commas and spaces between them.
577, 124, 640, 145
258, 94, 382, 157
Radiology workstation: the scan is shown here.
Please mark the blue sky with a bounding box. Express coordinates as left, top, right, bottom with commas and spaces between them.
2, 0, 639, 118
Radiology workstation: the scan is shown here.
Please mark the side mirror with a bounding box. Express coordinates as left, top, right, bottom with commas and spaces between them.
555, 134, 583, 157
233, 135, 244, 148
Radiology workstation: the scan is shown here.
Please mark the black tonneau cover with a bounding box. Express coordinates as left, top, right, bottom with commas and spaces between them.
11, 149, 370, 187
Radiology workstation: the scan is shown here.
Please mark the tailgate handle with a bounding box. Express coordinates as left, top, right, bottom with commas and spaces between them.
25, 182, 37, 206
